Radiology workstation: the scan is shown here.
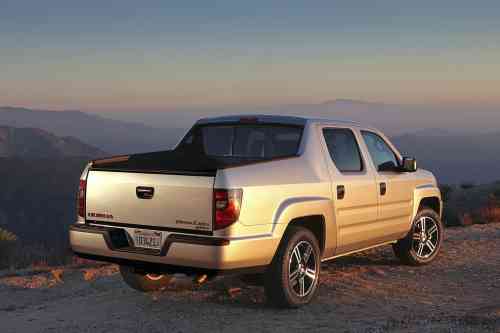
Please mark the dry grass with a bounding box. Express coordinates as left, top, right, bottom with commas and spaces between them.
0, 263, 119, 289
1, 272, 63, 289
82, 265, 119, 281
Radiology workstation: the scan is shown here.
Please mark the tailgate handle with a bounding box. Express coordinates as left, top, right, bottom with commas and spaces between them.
136, 186, 154, 199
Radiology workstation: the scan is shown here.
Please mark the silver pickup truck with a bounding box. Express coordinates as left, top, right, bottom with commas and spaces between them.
70, 115, 443, 307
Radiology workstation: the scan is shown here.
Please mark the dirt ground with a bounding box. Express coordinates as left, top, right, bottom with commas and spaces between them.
1, 223, 499, 333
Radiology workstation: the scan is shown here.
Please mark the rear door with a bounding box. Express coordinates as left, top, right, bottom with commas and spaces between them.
360, 131, 415, 240
85, 170, 214, 234
320, 127, 379, 254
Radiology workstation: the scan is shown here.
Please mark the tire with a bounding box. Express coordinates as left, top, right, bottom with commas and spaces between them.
119, 265, 172, 292
393, 208, 444, 265
264, 226, 321, 308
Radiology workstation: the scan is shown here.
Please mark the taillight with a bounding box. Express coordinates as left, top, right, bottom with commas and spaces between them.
77, 179, 86, 218
214, 189, 243, 230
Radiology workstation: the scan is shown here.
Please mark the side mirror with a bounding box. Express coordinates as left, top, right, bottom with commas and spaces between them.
401, 156, 417, 172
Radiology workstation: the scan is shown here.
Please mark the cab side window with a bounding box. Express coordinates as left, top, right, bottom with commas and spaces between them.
323, 128, 363, 172
361, 131, 399, 171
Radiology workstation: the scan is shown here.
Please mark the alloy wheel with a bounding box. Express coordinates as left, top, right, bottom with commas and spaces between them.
288, 240, 317, 297
412, 216, 440, 259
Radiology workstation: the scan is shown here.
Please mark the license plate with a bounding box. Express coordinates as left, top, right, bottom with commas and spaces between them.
133, 229, 163, 250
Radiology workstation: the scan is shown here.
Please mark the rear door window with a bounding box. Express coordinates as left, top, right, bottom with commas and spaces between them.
322, 128, 364, 172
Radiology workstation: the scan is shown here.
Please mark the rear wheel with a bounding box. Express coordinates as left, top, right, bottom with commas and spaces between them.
120, 265, 172, 292
264, 226, 321, 308
393, 208, 443, 265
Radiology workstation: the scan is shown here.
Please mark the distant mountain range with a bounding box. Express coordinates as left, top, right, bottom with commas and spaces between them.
1, 105, 499, 184
392, 132, 500, 185
91, 99, 500, 137
0, 126, 105, 158
0, 107, 186, 154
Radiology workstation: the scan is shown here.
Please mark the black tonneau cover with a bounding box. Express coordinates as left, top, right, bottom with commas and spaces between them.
91, 119, 304, 175
90, 150, 274, 176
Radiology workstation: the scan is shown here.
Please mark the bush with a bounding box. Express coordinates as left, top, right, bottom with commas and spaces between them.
459, 213, 474, 226
0, 227, 17, 269
0, 228, 17, 242
3, 241, 74, 270
439, 184, 453, 202
493, 189, 500, 201
460, 183, 476, 190
443, 206, 461, 227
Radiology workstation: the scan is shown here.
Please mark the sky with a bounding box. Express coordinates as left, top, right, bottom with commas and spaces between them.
1, 0, 499, 111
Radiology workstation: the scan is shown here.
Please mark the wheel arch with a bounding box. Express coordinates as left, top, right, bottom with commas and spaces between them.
287, 215, 326, 255
272, 197, 335, 258
413, 185, 442, 221
419, 197, 441, 214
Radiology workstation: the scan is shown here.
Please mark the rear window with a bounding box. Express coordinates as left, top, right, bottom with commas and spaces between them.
178, 124, 303, 159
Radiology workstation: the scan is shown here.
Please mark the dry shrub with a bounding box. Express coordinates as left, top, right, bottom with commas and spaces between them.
0, 228, 17, 241
490, 207, 500, 222
451, 190, 500, 226
459, 213, 474, 226
0, 227, 17, 269
71, 255, 98, 266
51, 269, 64, 283
477, 206, 500, 224
82, 265, 118, 281
30, 260, 50, 270
0, 272, 64, 289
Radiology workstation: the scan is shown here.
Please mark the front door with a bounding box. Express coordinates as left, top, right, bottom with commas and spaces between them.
360, 131, 415, 241
320, 127, 379, 255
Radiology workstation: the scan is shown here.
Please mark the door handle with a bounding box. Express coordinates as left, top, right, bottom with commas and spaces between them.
337, 185, 345, 200
136, 186, 154, 199
380, 183, 387, 196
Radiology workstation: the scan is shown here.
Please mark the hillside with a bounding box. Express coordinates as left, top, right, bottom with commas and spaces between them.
0, 107, 185, 154
392, 132, 500, 184
0, 126, 105, 158
2, 105, 500, 184
0, 157, 91, 267
94, 99, 500, 137
0, 126, 105, 267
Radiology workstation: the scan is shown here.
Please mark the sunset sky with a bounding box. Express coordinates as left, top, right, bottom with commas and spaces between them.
1, 0, 499, 111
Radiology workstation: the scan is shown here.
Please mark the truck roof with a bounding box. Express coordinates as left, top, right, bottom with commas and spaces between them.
196, 114, 376, 131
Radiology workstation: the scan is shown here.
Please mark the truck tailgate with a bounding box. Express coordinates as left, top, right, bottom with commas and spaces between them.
85, 170, 214, 233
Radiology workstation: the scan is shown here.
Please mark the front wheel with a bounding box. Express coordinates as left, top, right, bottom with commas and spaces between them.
264, 226, 321, 308
120, 265, 172, 292
393, 208, 443, 265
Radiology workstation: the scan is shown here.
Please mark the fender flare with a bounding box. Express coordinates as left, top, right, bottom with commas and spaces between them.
271, 196, 336, 256
412, 184, 442, 221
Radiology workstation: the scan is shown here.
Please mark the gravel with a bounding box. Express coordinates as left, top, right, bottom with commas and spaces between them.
1, 223, 499, 333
